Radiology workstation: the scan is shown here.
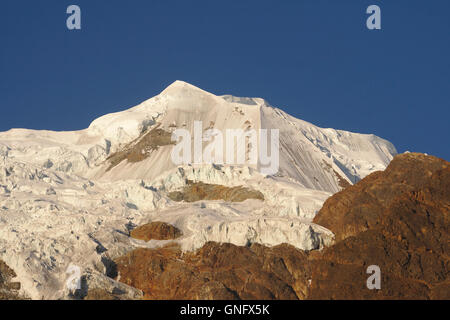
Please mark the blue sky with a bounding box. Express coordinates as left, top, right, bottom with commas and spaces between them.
1, 0, 449, 160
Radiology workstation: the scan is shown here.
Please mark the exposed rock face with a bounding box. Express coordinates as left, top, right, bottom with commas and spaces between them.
130, 222, 183, 241
168, 181, 264, 203
0, 260, 23, 300
309, 153, 449, 299
314, 153, 449, 242
115, 242, 311, 300
107, 126, 174, 171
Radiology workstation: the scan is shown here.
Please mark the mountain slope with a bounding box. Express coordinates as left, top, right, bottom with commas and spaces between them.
113, 153, 449, 300
0, 81, 397, 299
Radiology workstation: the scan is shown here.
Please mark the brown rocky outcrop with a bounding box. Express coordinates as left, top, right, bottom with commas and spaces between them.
168, 181, 264, 203
115, 242, 311, 300
107, 125, 174, 171
130, 221, 183, 241
0, 260, 23, 300
309, 153, 449, 299
314, 153, 449, 242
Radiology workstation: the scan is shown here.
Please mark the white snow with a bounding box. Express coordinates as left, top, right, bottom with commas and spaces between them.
0, 80, 397, 299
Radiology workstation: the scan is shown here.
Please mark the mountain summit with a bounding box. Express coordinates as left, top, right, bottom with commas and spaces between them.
0, 81, 397, 299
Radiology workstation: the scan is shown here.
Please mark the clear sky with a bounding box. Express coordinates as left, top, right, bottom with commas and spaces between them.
1, 0, 449, 160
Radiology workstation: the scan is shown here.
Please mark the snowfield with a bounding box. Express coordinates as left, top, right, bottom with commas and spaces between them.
0, 81, 397, 299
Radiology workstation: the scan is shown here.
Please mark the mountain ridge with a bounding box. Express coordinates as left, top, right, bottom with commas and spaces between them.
0, 80, 396, 192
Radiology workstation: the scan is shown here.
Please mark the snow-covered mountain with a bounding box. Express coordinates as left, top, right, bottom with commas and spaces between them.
0, 81, 397, 299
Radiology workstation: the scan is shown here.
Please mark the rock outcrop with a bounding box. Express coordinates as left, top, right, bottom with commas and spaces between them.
115, 242, 311, 300
106, 126, 174, 171
309, 153, 449, 299
130, 222, 183, 241
168, 181, 264, 203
